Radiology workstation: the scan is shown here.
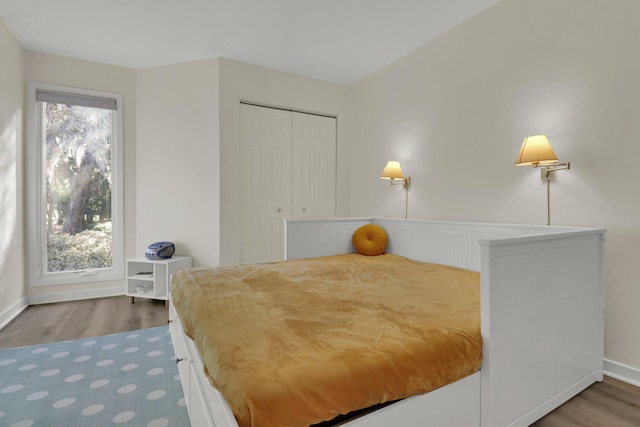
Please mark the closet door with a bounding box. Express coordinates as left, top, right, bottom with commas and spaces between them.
291, 112, 337, 219
239, 104, 337, 264
239, 104, 292, 264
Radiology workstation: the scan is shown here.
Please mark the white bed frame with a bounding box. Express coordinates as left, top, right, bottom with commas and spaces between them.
169, 218, 606, 427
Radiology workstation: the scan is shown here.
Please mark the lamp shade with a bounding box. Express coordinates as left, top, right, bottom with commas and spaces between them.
515, 135, 558, 166
380, 161, 404, 180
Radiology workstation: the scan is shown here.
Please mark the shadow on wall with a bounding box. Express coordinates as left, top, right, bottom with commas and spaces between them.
0, 114, 18, 288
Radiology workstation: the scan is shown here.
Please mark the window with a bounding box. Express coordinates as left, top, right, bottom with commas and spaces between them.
27, 83, 124, 286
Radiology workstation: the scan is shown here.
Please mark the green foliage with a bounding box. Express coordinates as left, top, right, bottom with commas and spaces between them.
87, 221, 112, 232
47, 226, 112, 272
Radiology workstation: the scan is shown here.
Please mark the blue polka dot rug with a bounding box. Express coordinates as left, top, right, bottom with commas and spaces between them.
0, 326, 191, 427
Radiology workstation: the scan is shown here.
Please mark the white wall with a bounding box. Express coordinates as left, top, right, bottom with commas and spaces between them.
23, 51, 138, 300
218, 58, 352, 266
0, 17, 25, 324
351, 0, 640, 371
136, 58, 220, 267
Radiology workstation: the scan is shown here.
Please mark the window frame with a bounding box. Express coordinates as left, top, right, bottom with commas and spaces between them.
27, 82, 124, 287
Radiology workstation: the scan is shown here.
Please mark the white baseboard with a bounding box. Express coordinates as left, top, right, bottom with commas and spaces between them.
27, 287, 124, 305
0, 297, 29, 330
604, 359, 640, 388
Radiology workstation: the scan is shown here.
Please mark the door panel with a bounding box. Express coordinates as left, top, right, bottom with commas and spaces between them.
292, 112, 337, 220
240, 104, 291, 264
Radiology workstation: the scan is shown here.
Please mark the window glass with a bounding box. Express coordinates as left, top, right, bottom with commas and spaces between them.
43, 102, 114, 272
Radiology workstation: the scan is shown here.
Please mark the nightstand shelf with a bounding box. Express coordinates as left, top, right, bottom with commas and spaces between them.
126, 256, 192, 303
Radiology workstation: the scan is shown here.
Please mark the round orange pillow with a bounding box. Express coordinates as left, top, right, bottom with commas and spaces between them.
352, 224, 388, 256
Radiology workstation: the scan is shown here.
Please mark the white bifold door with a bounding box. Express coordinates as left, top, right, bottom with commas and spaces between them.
240, 103, 336, 264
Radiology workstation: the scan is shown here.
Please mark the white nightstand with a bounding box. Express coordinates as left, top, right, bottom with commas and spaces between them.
126, 256, 192, 304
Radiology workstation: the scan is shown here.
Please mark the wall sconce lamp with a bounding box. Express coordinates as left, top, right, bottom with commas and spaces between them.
515, 135, 570, 225
380, 160, 411, 219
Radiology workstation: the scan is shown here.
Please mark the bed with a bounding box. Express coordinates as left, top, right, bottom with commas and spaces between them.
169, 217, 606, 427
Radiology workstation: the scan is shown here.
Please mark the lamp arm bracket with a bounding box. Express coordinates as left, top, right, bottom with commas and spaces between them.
536, 162, 571, 180
389, 177, 411, 189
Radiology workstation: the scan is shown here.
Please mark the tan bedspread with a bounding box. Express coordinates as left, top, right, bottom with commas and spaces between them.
171, 253, 481, 427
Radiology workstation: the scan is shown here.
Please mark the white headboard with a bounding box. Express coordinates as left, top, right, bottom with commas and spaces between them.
285, 217, 603, 272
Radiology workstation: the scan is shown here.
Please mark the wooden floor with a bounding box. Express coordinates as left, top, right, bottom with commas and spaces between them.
532, 375, 640, 427
1, 297, 639, 426
0, 296, 168, 349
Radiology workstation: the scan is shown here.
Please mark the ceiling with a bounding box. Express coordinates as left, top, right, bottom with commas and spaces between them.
0, 0, 501, 85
